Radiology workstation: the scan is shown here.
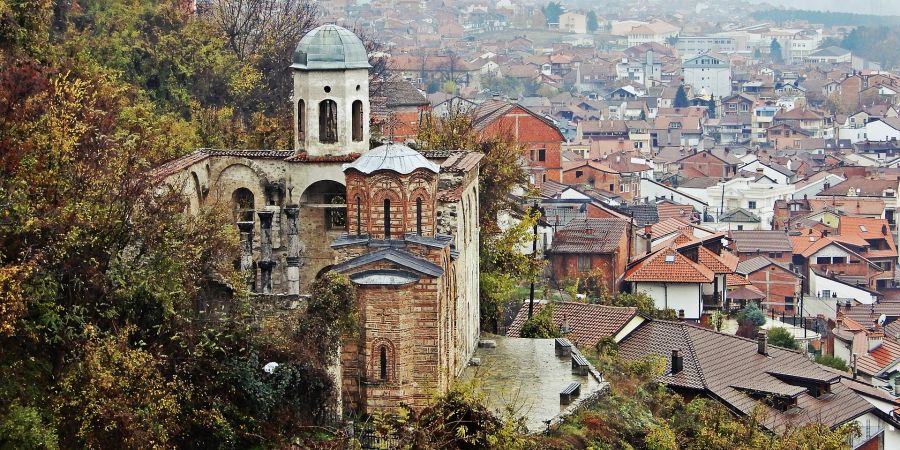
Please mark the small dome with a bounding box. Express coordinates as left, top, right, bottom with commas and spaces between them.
344, 143, 440, 175
291, 24, 370, 70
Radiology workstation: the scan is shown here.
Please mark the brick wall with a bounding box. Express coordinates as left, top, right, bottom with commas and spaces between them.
345, 169, 437, 239
480, 106, 564, 182
747, 266, 800, 314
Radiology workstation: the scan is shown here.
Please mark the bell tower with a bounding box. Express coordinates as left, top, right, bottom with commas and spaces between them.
291, 24, 371, 156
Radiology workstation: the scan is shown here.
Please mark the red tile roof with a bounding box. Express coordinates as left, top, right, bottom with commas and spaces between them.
506, 301, 639, 348
283, 152, 361, 162
550, 218, 630, 254
625, 247, 715, 283
697, 246, 739, 273
150, 150, 209, 180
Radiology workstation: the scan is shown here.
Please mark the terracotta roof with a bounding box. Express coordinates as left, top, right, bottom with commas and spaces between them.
284, 152, 360, 162
649, 217, 693, 238
550, 218, 629, 254
697, 246, 739, 273
151, 150, 209, 179
562, 159, 618, 173
727, 285, 766, 300
440, 151, 484, 173
726, 273, 753, 286
730, 230, 793, 254
856, 338, 900, 377
619, 320, 876, 432
656, 202, 696, 222
625, 247, 715, 283
838, 216, 897, 254
204, 149, 294, 158
506, 301, 639, 348
819, 177, 897, 197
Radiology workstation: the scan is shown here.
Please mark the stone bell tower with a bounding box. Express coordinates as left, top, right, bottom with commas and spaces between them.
291, 24, 371, 156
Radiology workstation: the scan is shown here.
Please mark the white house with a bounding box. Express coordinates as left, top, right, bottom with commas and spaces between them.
682, 52, 732, 98
866, 118, 900, 142
705, 177, 795, 230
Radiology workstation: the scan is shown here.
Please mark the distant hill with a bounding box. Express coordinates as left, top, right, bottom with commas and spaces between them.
751, 9, 900, 26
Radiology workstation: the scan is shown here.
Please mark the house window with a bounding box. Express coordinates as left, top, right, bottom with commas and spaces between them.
821, 289, 831, 298
748, 201, 757, 209
379, 346, 388, 380
352, 100, 363, 142
768, 252, 782, 258
785, 297, 794, 311
576, 170, 583, 178
816, 257, 831, 264
538, 149, 546, 161
609, 183, 614, 192
737, 225, 744, 230
297, 99, 305, 140
577, 255, 591, 272
319, 99, 338, 143
384, 198, 391, 239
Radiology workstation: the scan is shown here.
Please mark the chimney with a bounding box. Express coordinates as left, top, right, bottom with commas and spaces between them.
757, 330, 768, 355
851, 353, 858, 379
644, 224, 652, 254
893, 377, 900, 397
671, 349, 683, 374
868, 329, 884, 352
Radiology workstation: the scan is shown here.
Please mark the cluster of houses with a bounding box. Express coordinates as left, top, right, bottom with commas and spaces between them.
266, 1, 900, 446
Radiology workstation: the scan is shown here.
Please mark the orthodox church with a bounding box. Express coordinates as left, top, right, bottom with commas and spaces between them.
153, 25, 482, 413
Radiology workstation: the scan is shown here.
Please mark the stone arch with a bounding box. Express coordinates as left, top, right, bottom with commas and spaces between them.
300, 180, 347, 231
232, 187, 255, 221
315, 264, 334, 280
369, 337, 396, 382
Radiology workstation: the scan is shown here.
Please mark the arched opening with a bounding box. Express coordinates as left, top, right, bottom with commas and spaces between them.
231, 188, 255, 221
191, 172, 203, 207
379, 346, 388, 380
355, 196, 362, 235
352, 100, 363, 142
384, 198, 391, 239
300, 180, 347, 230
416, 197, 423, 235
319, 99, 338, 143
297, 99, 305, 141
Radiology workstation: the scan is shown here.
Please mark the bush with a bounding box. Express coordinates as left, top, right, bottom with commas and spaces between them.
735, 304, 766, 327
815, 354, 849, 371
519, 304, 561, 339
768, 327, 799, 350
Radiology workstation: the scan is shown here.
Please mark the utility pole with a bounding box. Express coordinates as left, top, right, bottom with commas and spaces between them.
528, 201, 541, 319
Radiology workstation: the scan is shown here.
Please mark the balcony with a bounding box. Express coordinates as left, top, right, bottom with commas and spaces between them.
850, 423, 883, 449
702, 293, 723, 311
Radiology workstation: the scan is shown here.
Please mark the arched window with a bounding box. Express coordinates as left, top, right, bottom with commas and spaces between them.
379, 346, 388, 380
384, 198, 391, 239
352, 100, 363, 142
319, 99, 337, 143
297, 99, 305, 140
416, 197, 423, 235
232, 188, 254, 222
355, 196, 361, 235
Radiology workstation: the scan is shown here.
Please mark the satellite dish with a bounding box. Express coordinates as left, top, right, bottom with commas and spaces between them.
263, 362, 280, 374
878, 314, 887, 327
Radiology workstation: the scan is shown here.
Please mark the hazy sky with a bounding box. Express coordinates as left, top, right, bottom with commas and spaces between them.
747, 0, 900, 16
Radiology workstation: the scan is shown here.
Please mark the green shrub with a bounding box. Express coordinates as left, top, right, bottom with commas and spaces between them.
768, 327, 799, 350
815, 354, 849, 371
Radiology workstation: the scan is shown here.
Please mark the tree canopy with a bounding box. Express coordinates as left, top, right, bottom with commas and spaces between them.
674, 84, 690, 108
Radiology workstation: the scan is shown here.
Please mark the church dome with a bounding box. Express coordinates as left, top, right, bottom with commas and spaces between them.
344, 143, 440, 175
291, 24, 370, 70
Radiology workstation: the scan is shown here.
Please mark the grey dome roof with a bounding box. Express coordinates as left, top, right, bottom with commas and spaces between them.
344, 143, 440, 175
291, 24, 370, 70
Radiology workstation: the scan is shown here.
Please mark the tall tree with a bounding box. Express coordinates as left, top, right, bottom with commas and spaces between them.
770, 38, 784, 65
542, 1, 563, 26
587, 11, 599, 32
707, 96, 717, 119
674, 84, 689, 108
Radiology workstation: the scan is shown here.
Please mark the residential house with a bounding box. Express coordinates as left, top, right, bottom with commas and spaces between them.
617, 320, 900, 449
729, 230, 793, 263
676, 149, 740, 178
735, 256, 801, 314
474, 99, 565, 184
626, 20, 680, 46
682, 52, 732, 98
548, 218, 632, 293
370, 78, 430, 141
562, 160, 622, 196
706, 177, 795, 230
558, 11, 587, 34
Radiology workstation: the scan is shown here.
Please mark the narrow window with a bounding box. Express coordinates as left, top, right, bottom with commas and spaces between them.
416, 197, 423, 235
319, 99, 337, 143
379, 346, 387, 380
355, 196, 361, 235
298, 99, 305, 140
352, 100, 363, 142
384, 198, 391, 239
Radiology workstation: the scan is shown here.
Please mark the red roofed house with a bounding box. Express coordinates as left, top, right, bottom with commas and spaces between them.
561, 160, 623, 197
548, 218, 632, 293
625, 233, 738, 320
474, 99, 565, 184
